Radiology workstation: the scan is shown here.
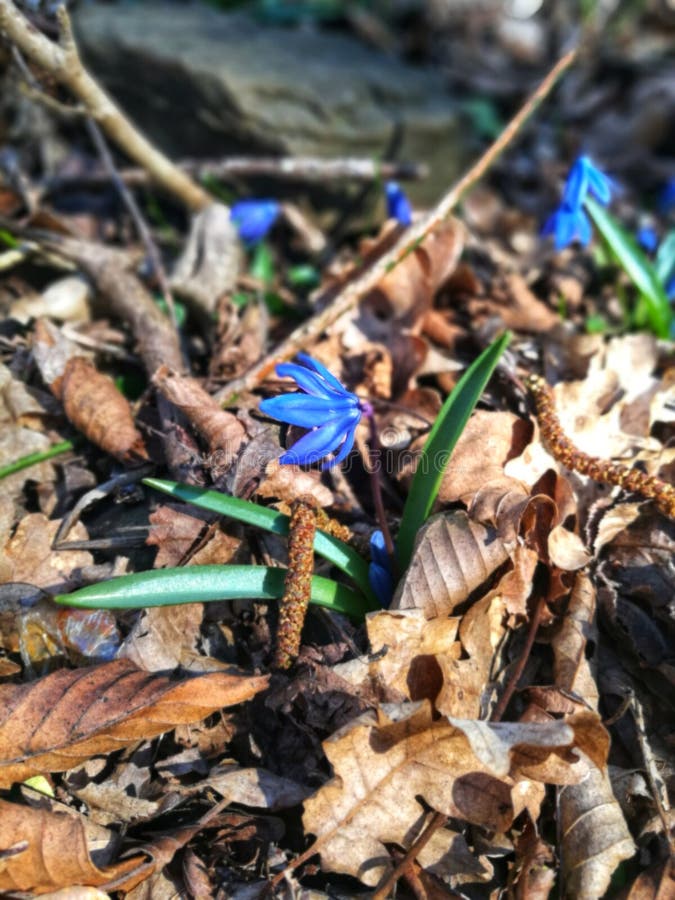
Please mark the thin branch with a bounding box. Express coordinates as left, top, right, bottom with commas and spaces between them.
43, 156, 428, 194
0, 0, 211, 211
214, 46, 578, 406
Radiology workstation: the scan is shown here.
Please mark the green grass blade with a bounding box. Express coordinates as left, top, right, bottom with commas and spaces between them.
143, 478, 378, 609
586, 197, 672, 339
0, 440, 75, 481
53, 565, 365, 618
397, 332, 511, 571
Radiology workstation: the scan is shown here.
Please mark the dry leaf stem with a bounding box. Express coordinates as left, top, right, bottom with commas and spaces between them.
527, 375, 675, 517
371, 810, 448, 900
0, 1, 210, 210
215, 46, 578, 405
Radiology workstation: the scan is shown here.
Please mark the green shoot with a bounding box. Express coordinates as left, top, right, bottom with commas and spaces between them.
53, 565, 364, 618
0, 440, 74, 481
396, 332, 512, 571
143, 478, 378, 608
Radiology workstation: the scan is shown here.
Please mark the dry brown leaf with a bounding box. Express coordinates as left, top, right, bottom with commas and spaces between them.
437, 409, 532, 507
152, 365, 245, 469
365, 609, 461, 703
256, 458, 333, 507
181, 764, 311, 811
0, 798, 145, 895
552, 572, 600, 709
466, 273, 560, 333
435, 593, 506, 718
302, 701, 596, 887
119, 603, 205, 672
614, 858, 675, 899
0, 513, 93, 592
393, 512, 510, 618
559, 760, 636, 899
0, 658, 268, 787
547, 524, 592, 571
33, 320, 147, 462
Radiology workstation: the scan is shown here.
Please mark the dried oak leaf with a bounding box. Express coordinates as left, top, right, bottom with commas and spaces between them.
0, 798, 145, 895
0, 658, 268, 787
392, 511, 510, 618
0, 513, 93, 593
302, 700, 599, 887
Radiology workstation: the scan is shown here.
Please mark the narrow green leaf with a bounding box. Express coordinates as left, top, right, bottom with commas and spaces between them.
53, 565, 364, 618
143, 478, 378, 609
397, 332, 511, 571
0, 440, 74, 481
586, 197, 672, 339
655, 230, 675, 288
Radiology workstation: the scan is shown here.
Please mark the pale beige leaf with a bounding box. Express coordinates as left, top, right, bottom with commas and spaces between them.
560, 756, 635, 899
548, 525, 592, 571
119, 604, 204, 672
303, 700, 591, 886
366, 609, 460, 702
184, 765, 311, 811
393, 512, 510, 618
553, 572, 600, 710
0, 513, 93, 592
438, 410, 532, 506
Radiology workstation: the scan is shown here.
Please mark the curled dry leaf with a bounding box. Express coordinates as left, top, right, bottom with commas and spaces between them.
152, 365, 245, 470
552, 572, 600, 710
392, 511, 510, 618
302, 700, 599, 887
0, 798, 146, 895
0, 658, 268, 787
559, 761, 636, 900
256, 458, 333, 507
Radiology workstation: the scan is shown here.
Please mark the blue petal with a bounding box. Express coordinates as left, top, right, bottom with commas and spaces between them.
296, 353, 349, 395
369, 561, 393, 607
369, 529, 389, 566
576, 208, 592, 246
385, 181, 412, 226
585, 165, 614, 206
230, 200, 280, 244
322, 414, 360, 469
259, 393, 358, 428
278, 419, 347, 466
637, 226, 658, 255
561, 157, 589, 209
275, 362, 339, 399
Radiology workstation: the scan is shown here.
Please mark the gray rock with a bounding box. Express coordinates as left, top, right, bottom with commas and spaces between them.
72, 2, 463, 205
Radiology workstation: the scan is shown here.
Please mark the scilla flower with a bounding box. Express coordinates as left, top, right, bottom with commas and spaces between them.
385, 181, 413, 226
543, 155, 615, 250
259, 354, 369, 469
369, 529, 393, 607
230, 199, 280, 245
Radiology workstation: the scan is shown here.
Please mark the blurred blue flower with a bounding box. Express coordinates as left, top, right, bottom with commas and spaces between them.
543, 155, 615, 251
230, 199, 280, 244
385, 181, 412, 226
368, 529, 393, 607
637, 225, 659, 254
259, 353, 367, 468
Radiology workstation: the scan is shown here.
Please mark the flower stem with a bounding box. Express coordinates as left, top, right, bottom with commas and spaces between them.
365, 409, 396, 567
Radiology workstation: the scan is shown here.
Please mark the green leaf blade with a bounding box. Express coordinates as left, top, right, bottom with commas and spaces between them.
142, 478, 378, 609
53, 565, 365, 618
587, 197, 672, 339
396, 332, 511, 571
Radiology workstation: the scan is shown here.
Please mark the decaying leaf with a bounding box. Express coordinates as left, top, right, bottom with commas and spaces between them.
559, 761, 636, 899
33, 321, 147, 463
393, 511, 510, 618
152, 365, 246, 469
0, 513, 93, 593
0, 798, 146, 895
0, 658, 268, 787
303, 700, 603, 887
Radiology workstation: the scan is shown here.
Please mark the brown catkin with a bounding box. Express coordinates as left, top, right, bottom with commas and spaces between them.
274, 500, 317, 669
526, 375, 675, 519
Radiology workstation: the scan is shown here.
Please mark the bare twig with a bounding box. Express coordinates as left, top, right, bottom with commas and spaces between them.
84, 116, 179, 330
43, 156, 428, 195
215, 46, 578, 406
0, 1, 211, 210
371, 811, 448, 900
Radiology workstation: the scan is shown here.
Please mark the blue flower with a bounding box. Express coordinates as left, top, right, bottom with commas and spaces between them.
230, 199, 280, 245
659, 178, 675, 214
368, 529, 393, 607
385, 181, 412, 226
259, 354, 367, 469
637, 226, 659, 254
543, 155, 615, 251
